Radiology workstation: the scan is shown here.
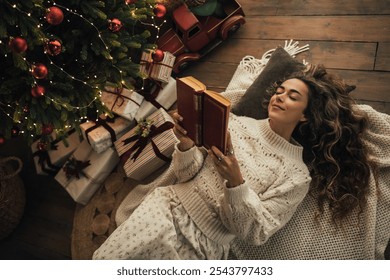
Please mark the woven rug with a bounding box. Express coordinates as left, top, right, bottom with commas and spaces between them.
71, 165, 167, 260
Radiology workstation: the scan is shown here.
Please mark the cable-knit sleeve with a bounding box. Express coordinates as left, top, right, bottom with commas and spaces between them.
170, 144, 207, 183
219, 175, 310, 246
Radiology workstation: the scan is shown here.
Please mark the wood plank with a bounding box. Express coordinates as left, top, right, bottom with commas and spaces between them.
236, 16, 390, 42
241, 0, 390, 16
331, 69, 390, 103
180, 61, 238, 90
375, 43, 390, 71
204, 39, 376, 70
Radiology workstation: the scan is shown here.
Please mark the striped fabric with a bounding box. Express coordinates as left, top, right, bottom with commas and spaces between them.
115, 108, 178, 181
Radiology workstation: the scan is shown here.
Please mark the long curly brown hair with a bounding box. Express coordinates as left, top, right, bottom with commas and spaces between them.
264, 64, 373, 224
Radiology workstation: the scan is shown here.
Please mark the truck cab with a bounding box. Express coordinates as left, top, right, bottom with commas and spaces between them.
157, 0, 245, 73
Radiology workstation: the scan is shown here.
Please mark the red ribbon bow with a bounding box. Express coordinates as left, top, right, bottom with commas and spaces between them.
104, 87, 141, 111
84, 115, 117, 146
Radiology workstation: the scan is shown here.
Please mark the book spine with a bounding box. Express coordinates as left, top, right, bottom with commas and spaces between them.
194, 94, 203, 146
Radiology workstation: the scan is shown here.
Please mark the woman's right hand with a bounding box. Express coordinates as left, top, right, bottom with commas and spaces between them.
171, 110, 194, 151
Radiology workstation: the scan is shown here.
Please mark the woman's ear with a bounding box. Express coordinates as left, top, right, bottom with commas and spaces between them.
299, 114, 308, 122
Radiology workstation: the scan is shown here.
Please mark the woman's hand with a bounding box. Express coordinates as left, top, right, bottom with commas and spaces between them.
208, 131, 244, 188
170, 110, 194, 151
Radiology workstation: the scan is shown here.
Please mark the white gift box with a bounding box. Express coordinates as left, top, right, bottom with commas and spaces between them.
140, 50, 175, 83
80, 115, 134, 153
101, 87, 144, 121
55, 140, 120, 205
31, 130, 82, 175
115, 108, 179, 181
135, 77, 177, 122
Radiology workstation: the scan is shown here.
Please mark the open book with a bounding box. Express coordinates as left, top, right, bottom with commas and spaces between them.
176, 76, 231, 153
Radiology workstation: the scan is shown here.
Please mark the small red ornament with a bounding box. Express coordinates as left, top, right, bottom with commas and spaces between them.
152, 49, 164, 62
125, 0, 137, 4
45, 39, 62, 56
108, 18, 122, 32
37, 141, 47, 151
153, 4, 167, 18
32, 63, 48, 79
9, 37, 28, 53
46, 6, 64, 25
0, 135, 5, 145
23, 105, 30, 113
42, 124, 54, 135
31, 85, 46, 98
11, 126, 20, 137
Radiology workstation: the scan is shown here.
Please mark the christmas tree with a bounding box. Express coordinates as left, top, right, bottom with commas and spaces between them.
0, 0, 168, 144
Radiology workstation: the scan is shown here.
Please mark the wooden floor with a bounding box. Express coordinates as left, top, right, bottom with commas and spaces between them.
182, 0, 390, 115
1, 0, 389, 260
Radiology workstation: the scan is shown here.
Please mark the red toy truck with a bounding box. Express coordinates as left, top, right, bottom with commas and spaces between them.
156, 0, 245, 73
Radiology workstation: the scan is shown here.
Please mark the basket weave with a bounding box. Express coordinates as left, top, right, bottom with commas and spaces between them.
0, 156, 25, 240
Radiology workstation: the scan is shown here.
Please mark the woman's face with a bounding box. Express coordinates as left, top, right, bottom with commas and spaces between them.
268, 78, 309, 126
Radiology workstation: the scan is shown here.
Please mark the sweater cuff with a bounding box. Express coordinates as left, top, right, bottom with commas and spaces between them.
172, 143, 203, 167
223, 181, 251, 205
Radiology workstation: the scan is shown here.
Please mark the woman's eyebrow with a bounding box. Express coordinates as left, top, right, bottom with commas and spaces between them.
278, 85, 303, 96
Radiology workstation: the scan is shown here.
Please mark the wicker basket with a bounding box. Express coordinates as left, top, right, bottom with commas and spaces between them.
0, 156, 25, 240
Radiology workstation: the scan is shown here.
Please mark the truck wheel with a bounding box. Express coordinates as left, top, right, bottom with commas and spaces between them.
227, 24, 241, 37
178, 61, 190, 72
220, 15, 245, 40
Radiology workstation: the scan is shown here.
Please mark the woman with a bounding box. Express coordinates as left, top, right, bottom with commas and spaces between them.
229, 64, 388, 260
93, 64, 367, 260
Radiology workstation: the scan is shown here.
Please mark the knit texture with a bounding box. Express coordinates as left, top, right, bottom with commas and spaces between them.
222, 52, 390, 260
115, 116, 311, 248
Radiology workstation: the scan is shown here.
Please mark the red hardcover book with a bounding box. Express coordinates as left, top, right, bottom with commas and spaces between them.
176, 76, 231, 153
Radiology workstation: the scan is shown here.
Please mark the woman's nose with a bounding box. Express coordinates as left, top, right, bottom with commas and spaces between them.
276, 94, 284, 102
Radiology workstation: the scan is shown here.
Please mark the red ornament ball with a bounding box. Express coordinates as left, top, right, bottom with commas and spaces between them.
42, 124, 54, 135
11, 127, 20, 137
31, 85, 46, 98
9, 37, 28, 53
46, 6, 64, 25
153, 4, 167, 18
108, 18, 122, 32
45, 39, 62, 56
0, 135, 5, 145
32, 63, 48, 79
152, 49, 164, 62
37, 141, 47, 151
125, 0, 137, 4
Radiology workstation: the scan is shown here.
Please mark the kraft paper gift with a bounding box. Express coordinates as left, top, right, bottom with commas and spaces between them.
31, 130, 82, 176
80, 115, 133, 153
140, 50, 175, 83
115, 108, 179, 181
135, 77, 177, 122
101, 87, 144, 121
55, 140, 120, 205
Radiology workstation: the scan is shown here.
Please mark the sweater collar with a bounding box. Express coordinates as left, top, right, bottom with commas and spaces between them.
259, 119, 304, 159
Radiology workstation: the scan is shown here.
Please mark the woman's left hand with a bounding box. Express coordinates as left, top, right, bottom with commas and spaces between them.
208, 131, 244, 188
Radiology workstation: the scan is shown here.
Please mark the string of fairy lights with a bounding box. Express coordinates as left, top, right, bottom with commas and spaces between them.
0, 0, 167, 138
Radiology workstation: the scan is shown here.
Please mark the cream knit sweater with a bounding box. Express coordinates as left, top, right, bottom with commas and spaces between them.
220, 47, 390, 259
116, 115, 311, 246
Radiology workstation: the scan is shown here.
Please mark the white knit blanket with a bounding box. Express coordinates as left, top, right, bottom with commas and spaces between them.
222, 40, 390, 259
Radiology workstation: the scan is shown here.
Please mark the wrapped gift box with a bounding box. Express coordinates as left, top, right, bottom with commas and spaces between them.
115, 108, 179, 181
135, 77, 177, 122
140, 50, 175, 83
55, 140, 120, 205
31, 130, 82, 176
80, 115, 134, 154
101, 87, 144, 121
